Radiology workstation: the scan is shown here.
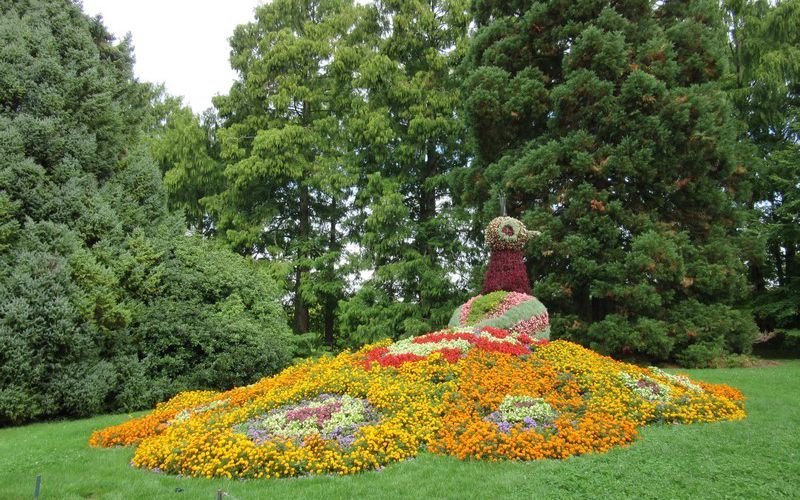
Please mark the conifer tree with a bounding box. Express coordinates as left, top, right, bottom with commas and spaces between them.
461, 0, 758, 365
209, 0, 365, 341
0, 0, 292, 424
723, 0, 800, 347
149, 100, 222, 233
337, 0, 473, 344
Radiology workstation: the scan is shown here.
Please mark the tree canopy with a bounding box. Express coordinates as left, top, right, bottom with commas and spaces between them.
459, 0, 760, 365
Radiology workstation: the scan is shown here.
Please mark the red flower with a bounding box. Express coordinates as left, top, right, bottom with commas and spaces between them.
413, 331, 476, 344
374, 352, 427, 368
482, 249, 531, 295
480, 326, 511, 339
436, 348, 463, 363
474, 337, 531, 356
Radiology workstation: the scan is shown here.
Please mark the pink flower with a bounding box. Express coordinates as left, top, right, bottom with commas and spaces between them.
460, 295, 481, 325
510, 312, 549, 337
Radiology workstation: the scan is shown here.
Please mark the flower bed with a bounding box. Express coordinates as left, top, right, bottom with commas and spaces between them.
90, 335, 745, 478
236, 394, 380, 448
361, 326, 545, 368
485, 396, 557, 433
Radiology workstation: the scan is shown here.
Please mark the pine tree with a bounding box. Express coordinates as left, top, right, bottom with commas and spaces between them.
208, 0, 365, 343
337, 0, 473, 345
461, 0, 758, 365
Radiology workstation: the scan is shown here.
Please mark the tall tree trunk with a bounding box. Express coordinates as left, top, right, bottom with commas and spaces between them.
749, 261, 766, 293
422, 146, 438, 213
293, 266, 309, 333
415, 144, 438, 309
323, 296, 335, 348
294, 182, 310, 333
785, 240, 798, 281
771, 240, 784, 287
323, 199, 338, 348
418, 144, 438, 256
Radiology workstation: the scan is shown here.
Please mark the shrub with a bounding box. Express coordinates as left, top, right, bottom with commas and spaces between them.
118, 232, 294, 407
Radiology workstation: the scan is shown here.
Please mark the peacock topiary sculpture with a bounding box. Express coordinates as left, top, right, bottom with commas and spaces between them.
449, 216, 550, 340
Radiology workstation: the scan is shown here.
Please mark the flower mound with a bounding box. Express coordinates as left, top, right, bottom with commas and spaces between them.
90, 335, 745, 478
450, 291, 550, 339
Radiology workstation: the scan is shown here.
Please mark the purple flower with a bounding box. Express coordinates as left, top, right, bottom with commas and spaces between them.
497, 422, 512, 433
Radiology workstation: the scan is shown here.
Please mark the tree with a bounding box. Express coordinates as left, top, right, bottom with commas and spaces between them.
337, 0, 473, 345
149, 99, 223, 233
461, 0, 758, 365
758, 139, 800, 347
723, 0, 800, 348
205, 0, 369, 347
0, 0, 293, 424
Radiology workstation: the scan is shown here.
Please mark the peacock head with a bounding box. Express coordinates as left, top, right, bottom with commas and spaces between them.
484, 216, 541, 252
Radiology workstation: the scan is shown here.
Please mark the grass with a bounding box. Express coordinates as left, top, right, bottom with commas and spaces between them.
1, 362, 799, 500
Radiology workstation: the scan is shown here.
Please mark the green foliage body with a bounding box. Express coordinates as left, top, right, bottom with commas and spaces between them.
337, 0, 474, 346
460, 0, 759, 365
162, 0, 475, 349
0, 0, 292, 425
149, 103, 222, 232
200, 0, 371, 346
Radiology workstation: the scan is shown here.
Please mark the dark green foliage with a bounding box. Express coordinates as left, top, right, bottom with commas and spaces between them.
204, 0, 364, 344
750, 139, 800, 350
116, 229, 293, 406
0, 224, 110, 422
149, 103, 222, 232
338, 172, 468, 345
0, 0, 292, 425
460, 0, 759, 364
154, 0, 475, 349
724, 0, 800, 350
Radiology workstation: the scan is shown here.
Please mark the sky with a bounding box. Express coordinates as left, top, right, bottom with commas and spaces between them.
81, 0, 264, 112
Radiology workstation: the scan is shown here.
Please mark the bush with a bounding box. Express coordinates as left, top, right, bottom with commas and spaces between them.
117, 231, 294, 408
0, 224, 293, 424
0, 224, 110, 423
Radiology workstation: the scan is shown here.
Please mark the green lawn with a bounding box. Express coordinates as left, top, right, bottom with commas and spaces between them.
2, 362, 799, 500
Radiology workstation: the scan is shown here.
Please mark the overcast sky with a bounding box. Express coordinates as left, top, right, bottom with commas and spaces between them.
81, 0, 264, 112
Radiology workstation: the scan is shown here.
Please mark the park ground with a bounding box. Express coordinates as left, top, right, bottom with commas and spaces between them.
1, 360, 798, 500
